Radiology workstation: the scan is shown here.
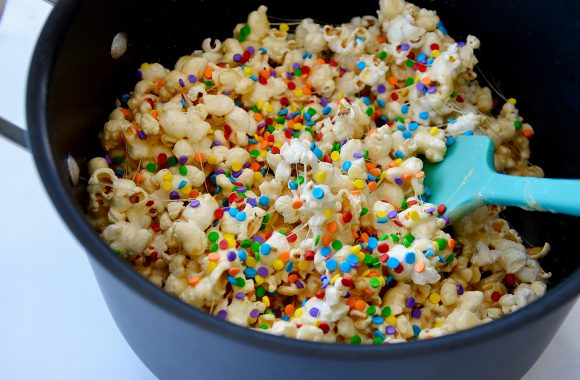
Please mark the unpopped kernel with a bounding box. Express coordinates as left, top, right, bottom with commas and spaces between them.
87, 0, 550, 344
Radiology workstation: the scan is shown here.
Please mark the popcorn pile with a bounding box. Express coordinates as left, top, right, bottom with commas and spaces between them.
86, 0, 550, 343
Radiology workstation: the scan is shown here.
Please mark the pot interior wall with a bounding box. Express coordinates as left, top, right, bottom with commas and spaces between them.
43, 0, 580, 283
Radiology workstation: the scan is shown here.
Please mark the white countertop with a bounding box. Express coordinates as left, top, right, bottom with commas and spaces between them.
0, 1, 578, 379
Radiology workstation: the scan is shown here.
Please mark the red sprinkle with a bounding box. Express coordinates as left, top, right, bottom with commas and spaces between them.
394, 264, 404, 274
341, 277, 354, 287
407, 200, 418, 207
287, 81, 296, 90
505, 273, 516, 286
491, 291, 502, 302
430, 43, 440, 50
214, 209, 225, 220
377, 243, 390, 253
380, 254, 389, 263
391, 92, 399, 101
280, 97, 289, 106
151, 223, 161, 233
259, 76, 268, 85
319, 322, 330, 334
437, 204, 447, 214
342, 211, 353, 223
157, 153, 168, 164
287, 233, 298, 243
304, 250, 315, 261
150, 251, 158, 262
146, 200, 155, 207
219, 240, 229, 250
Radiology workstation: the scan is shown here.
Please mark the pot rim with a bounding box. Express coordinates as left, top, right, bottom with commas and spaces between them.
26, 0, 580, 360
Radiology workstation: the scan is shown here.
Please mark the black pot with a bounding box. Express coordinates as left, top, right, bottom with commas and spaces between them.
1, 0, 579, 379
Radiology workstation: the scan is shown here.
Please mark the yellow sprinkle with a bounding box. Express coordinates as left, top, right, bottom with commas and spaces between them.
254, 172, 263, 181
430, 127, 439, 136
314, 320, 320, 327
376, 210, 387, 218
331, 273, 340, 284
294, 89, 303, 98
298, 261, 310, 271
433, 241, 440, 251
293, 123, 303, 130
162, 181, 172, 192
414, 74, 420, 83
351, 245, 361, 253
141, 63, 150, 69
231, 161, 242, 172
243, 66, 253, 76
264, 103, 273, 113
273, 259, 284, 271
361, 269, 371, 277
354, 179, 365, 189
260, 151, 267, 158
325, 208, 333, 220
400, 89, 409, 97
394, 158, 403, 165
255, 275, 265, 285
273, 142, 282, 148
294, 308, 303, 317
330, 151, 340, 161
434, 321, 443, 328
507, 98, 517, 105
410, 210, 420, 221
386, 315, 397, 326
246, 257, 257, 268
429, 293, 441, 304
256, 100, 264, 109
279, 23, 289, 32
337, 92, 345, 100
207, 261, 217, 273
162, 173, 173, 181
432, 50, 441, 58
207, 155, 218, 164
207, 129, 214, 135
315, 171, 327, 183
180, 185, 192, 195
262, 295, 270, 307
226, 238, 236, 248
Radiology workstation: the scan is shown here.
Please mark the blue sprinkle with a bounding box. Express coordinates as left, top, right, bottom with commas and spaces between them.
249, 75, 258, 82
289, 182, 297, 190
427, 58, 434, 65
408, 122, 419, 131
302, 51, 312, 59
448, 118, 456, 123
177, 180, 187, 189
279, 109, 288, 115
425, 248, 434, 258
322, 105, 332, 115
260, 244, 271, 255
312, 187, 325, 199
438, 254, 445, 263
258, 195, 270, 206
437, 21, 448, 35
417, 53, 427, 63
463, 130, 474, 136
419, 111, 429, 120
326, 258, 338, 271
367, 237, 378, 249
259, 47, 268, 54
238, 250, 247, 260
412, 324, 421, 337
306, 121, 315, 126
356, 61, 366, 70
228, 275, 236, 285
397, 125, 407, 131
402, 131, 412, 139
362, 96, 371, 106
236, 212, 247, 221
215, 186, 222, 194
367, 174, 377, 181
320, 247, 332, 257
387, 257, 400, 269
376, 217, 388, 224
405, 252, 416, 264
401, 104, 409, 114
244, 268, 257, 278
374, 329, 386, 339
229, 208, 239, 217
377, 99, 386, 108
372, 316, 384, 324
446, 136, 456, 146
394, 150, 405, 159
313, 148, 323, 159
340, 261, 352, 273
248, 138, 258, 144
342, 161, 352, 171
347, 254, 359, 264
285, 262, 294, 272
386, 275, 394, 285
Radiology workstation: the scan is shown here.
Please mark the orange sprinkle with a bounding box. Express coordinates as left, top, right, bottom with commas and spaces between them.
305, 80, 313, 88
228, 268, 240, 276
203, 67, 213, 79
403, 172, 413, 182
350, 190, 361, 196
367, 129, 377, 136
414, 261, 426, 273
448, 239, 456, 250
121, 108, 129, 117
208, 252, 220, 262
291, 199, 303, 209
351, 229, 359, 239
287, 119, 295, 128
279, 251, 290, 262
360, 232, 369, 242
326, 221, 338, 233
260, 141, 269, 150
347, 298, 357, 309
368, 181, 377, 192
388, 76, 398, 85
151, 110, 159, 120
284, 304, 295, 315
302, 87, 312, 95
301, 73, 309, 81
369, 168, 381, 178
363, 288, 374, 295
189, 189, 199, 198
316, 58, 326, 65
322, 235, 333, 246
365, 162, 375, 171
377, 35, 386, 43
155, 79, 165, 87
388, 161, 398, 168
355, 299, 366, 311
288, 274, 299, 283
188, 277, 200, 286
194, 152, 206, 163
260, 69, 270, 79
253, 113, 263, 122
250, 162, 261, 171
415, 171, 425, 179
421, 77, 432, 85
368, 271, 379, 278
522, 129, 534, 138
131, 122, 139, 132
134, 172, 144, 184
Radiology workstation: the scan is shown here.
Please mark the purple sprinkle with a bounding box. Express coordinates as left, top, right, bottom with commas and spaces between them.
425, 207, 436, 214
411, 308, 422, 319
213, 141, 222, 146
273, 309, 282, 318
216, 310, 228, 319
178, 78, 185, 88
386, 325, 397, 335
344, 291, 351, 298
388, 210, 398, 218
340, 67, 348, 73
232, 170, 242, 178
458, 41, 466, 47
227, 251, 237, 261
233, 53, 242, 62
136, 70, 143, 80
443, 214, 450, 225
286, 72, 293, 80
137, 130, 147, 140
247, 198, 257, 207
223, 90, 233, 96
406, 297, 416, 308
178, 155, 188, 165
223, 207, 231, 212
252, 235, 264, 243
309, 307, 320, 317
353, 153, 363, 159
416, 82, 425, 91
235, 292, 245, 299
104, 155, 112, 165
377, 84, 386, 94
250, 308, 260, 318
295, 281, 304, 289
190, 199, 201, 208
292, 62, 301, 70
320, 97, 328, 107
400, 43, 410, 51
457, 284, 464, 295
270, 70, 277, 78
257, 122, 266, 128
321, 282, 329, 289
286, 113, 293, 120
214, 168, 225, 175
188, 74, 198, 83
169, 191, 180, 200
246, 46, 255, 55
428, 86, 437, 94
243, 161, 251, 169
395, 177, 404, 185
236, 186, 247, 192
257, 267, 269, 277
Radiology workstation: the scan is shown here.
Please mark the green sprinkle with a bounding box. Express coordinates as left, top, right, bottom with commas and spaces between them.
307, 107, 317, 116
367, 305, 377, 316
240, 240, 252, 248
378, 51, 387, 60
390, 234, 400, 243
204, 80, 213, 87
381, 306, 392, 317
259, 324, 269, 329
445, 254, 455, 264
405, 59, 414, 67
263, 214, 270, 223
379, 234, 389, 241
361, 208, 369, 216
279, 230, 287, 236
235, 277, 246, 287
369, 278, 380, 288
268, 125, 276, 133
276, 116, 285, 124
293, 68, 302, 76
208, 231, 219, 242
366, 107, 374, 116
210, 243, 218, 252
351, 335, 362, 344
436, 238, 447, 251
401, 198, 408, 210
363, 254, 374, 265
112, 248, 122, 256
145, 163, 156, 173
112, 156, 124, 165
256, 286, 266, 297
363, 150, 369, 159
373, 336, 384, 344
297, 175, 305, 185
332, 240, 343, 250
514, 120, 523, 129
315, 235, 320, 246
250, 149, 260, 158
450, 91, 457, 98
167, 156, 178, 166
252, 105, 260, 113
252, 242, 260, 253
179, 165, 187, 175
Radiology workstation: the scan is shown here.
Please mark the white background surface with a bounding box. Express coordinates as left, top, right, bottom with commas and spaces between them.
0, 1, 578, 379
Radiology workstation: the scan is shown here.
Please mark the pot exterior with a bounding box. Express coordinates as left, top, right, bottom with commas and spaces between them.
89, 256, 576, 380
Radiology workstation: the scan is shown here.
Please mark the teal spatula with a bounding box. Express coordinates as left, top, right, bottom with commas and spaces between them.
422, 135, 580, 223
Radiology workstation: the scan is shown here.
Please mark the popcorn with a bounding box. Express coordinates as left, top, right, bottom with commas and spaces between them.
86, 0, 550, 345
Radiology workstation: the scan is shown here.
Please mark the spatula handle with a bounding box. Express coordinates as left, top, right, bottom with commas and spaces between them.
483, 174, 580, 217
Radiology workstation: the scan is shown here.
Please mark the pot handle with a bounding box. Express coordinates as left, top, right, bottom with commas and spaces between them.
0, 117, 28, 150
